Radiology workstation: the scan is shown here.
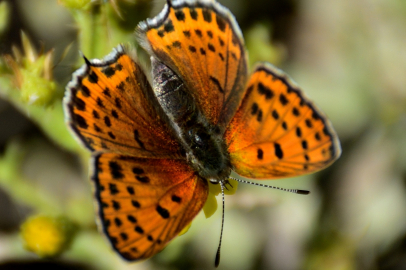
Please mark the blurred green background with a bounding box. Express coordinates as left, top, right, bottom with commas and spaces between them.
0, 0, 405, 269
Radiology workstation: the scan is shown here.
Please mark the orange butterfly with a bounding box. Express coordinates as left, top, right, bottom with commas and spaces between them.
64, 0, 341, 266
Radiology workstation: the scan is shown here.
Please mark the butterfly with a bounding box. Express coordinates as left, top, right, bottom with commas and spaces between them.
64, 0, 341, 266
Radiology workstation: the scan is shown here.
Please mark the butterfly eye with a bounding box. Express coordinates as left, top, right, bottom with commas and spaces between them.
194, 134, 203, 146
188, 129, 207, 148
195, 131, 211, 148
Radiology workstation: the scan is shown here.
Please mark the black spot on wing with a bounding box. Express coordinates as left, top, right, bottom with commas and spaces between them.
73, 114, 88, 129
96, 97, 105, 108
115, 97, 122, 109
190, 8, 198, 20
292, 107, 300, 116
102, 66, 115, 77
156, 205, 170, 219
135, 226, 144, 234
127, 215, 137, 223
132, 200, 141, 208
172, 41, 181, 48
109, 183, 119, 195
274, 143, 283, 159
73, 96, 86, 111
296, 127, 302, 137
195, 29, 202, 37
114, 217, 122, 227
202, 9, 212, 22
216, 15, 226, 32
81, 86, 90, 97
88, 71, 98, 83
305, 119, 313, 128
117, 81, 125, 92
279, 94, 288, 105
257, 148, 263, 160
257, 110, 263, 122
251, 103, 258, 115
208, 43, 215, 52
272, 110, 279, 120
158, 30, 165, 37
120, 232, 128, 240
127, 186, 135, 195
183, 30, 191, 37
132, 167, 144, 175
109, 161, 123, 179
136, 175, 150, 183
218, 37, 225, 46
175, 10, 185, 21
112, 200, 120, 210
302, 140, 308, 150
103, 87, 111, 97
171, 195, 182, 203
104, 116, 111, 127
115, 63, 123, 71
93, 124, 102, 133
164, 20, 174, 33
111, 110, 118, 119
92, 110, 100, 119
258, 83, 274, 99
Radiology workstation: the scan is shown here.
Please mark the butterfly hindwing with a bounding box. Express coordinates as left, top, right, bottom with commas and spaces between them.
225, 63, 341, 179
93, 152, 208, 260
64, 45, 182, 158
137, 0, 248, 132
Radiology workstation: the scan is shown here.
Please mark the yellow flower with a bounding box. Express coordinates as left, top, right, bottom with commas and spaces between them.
180, 179, 238, 236
20, 215, 75, 258
203, 178, 239, 219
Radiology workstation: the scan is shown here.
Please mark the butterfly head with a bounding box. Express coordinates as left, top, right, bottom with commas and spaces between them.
185, 124, 232, 181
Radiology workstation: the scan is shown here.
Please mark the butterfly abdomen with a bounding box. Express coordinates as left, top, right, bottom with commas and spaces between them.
152, 57, 231, 180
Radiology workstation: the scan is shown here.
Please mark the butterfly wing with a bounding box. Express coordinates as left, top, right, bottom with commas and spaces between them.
225, 63, 341, 179
93, 153, 208, 260
64, 45, 182, 158
137, 0, 248, 132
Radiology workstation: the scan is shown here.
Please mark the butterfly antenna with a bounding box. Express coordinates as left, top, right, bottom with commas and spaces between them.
214, 180, 226, 267
229, 177, 310, 195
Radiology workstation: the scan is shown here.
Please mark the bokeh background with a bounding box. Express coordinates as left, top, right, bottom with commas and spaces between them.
0, 0, 405, 269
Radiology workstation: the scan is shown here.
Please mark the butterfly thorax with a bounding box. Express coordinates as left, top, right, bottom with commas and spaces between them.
152, 57, 231, 180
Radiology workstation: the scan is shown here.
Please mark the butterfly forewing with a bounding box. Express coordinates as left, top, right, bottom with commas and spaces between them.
225, 63, 341, 179
93, 153, 208, 260
64, 46, 182, 158
137, 0, 248, 132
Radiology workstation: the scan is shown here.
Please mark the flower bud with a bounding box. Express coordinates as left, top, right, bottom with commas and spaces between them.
21, 215, 76, 258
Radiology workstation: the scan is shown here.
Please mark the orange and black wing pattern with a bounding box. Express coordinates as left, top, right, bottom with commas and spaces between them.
225, 63, 341, 179
137, 0, 248, 131
93, 153, 208, 260
64, 45, 182, 159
